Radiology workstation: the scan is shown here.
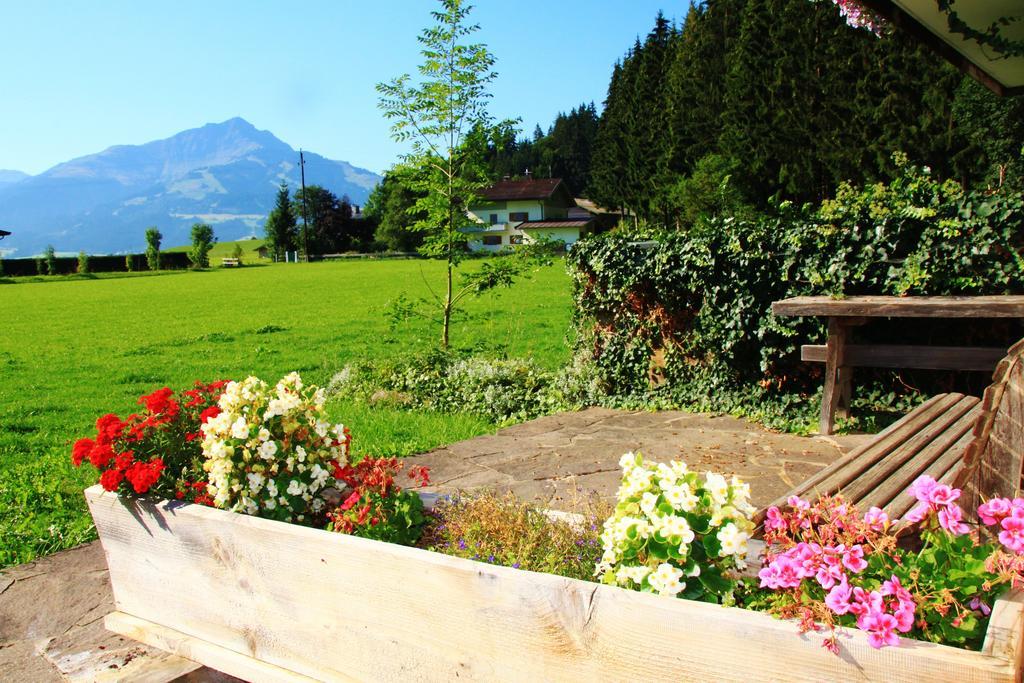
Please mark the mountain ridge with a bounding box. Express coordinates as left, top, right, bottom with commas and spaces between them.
0, 118, 380, 256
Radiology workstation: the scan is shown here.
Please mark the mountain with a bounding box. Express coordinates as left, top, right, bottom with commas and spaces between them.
0, 170, 29, 188
0, 118, 380, 256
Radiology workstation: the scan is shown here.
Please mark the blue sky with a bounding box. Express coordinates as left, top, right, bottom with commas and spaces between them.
0, 1, 683, 176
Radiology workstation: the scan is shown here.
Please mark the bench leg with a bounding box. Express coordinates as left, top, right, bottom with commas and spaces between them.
820, 318, 848, 435
837, 366, 853, 420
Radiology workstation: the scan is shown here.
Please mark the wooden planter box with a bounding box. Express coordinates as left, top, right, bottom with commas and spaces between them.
87, 485, 1024, 682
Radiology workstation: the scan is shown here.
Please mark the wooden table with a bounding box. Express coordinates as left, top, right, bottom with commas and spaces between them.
772, 295, 1024, 434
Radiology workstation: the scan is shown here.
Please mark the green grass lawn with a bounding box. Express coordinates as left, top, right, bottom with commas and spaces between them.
0, 259, 573, 567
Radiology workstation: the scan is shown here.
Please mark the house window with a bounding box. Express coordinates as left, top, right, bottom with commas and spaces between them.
482, 235, 502, 246
510, 234, 523, 245
489, 213, 499, 224
509, 212, 529, 222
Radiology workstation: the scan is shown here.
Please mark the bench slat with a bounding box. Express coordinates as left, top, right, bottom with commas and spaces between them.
801, 345, 1005, 372
884, 427, 977, 521
856, 401, 979, 512
800, 393, 969, 498
754, 394, 959, 524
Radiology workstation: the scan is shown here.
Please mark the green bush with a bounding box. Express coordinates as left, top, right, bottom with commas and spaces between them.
330, 350, 565, 424
567, 157, 1024, 432
45, 245, 57, 275
77, 250, 89, 274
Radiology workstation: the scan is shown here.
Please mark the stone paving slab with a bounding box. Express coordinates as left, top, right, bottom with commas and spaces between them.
0, 407, 866, 681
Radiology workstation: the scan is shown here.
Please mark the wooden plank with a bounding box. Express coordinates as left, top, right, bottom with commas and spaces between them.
754, 394, 953, 525
801, 344, 1006, 372
773, 296, 1024, 319
88, 487, 1022, 683
802, 394, 968, 501
843, 397, 979, 507
982, 592, 1024, 672
105, 612, 319, 683
886, 426, 977, 521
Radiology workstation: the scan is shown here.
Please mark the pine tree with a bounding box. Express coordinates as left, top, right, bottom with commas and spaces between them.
264, 182, 298, 260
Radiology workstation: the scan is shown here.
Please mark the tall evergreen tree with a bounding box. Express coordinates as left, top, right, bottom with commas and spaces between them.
264, 182, 298, 260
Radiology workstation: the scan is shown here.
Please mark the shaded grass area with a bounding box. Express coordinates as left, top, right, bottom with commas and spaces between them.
0, 259, 572, 567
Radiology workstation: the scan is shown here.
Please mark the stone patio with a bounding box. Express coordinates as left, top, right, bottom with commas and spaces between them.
410, 407, 866, 511
0, 408, 866, 681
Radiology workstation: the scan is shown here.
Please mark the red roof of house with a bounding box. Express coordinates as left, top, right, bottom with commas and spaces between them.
479, 178, 565, 201
517, 219, 593, 229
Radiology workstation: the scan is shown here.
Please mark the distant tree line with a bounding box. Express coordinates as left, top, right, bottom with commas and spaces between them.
264, 181, 375, 258
586, 4, 1024, 225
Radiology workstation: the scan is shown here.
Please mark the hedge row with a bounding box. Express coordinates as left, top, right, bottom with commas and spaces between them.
567, 160, 1024, 431
0, 252, 192, 277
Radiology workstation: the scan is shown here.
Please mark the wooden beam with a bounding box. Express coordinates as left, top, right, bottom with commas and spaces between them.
801, 344, 1006, 372
773, 296, 1024, 319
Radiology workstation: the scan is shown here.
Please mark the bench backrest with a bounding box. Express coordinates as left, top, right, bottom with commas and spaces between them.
962, 338, 1024, 512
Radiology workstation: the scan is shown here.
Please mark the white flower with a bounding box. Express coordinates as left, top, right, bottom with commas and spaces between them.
296, 445, 307, 463
264, 498, 277, 510
230, 417, 250, 440
258, 440, 278, 460
664, 484, 699, 513
286, 479, 305, 496
257, 427, 271, 442
647, 562, 685, 597
618, 452, 638, 471
660, 515, 695, 544
640, 492, 659, 516
705, 472, 729, 505
246, 472, 265, 493
717, 523, 749, 557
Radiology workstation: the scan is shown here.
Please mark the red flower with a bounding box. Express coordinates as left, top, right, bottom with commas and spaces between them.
71, 438, 95, 466
95, 414, 125, 444
199, 405, 221, 424
114, 450, 135, 471
88, 442, 115, 468
99, 468, 124, 491
125, 458, 164, 494
340, 490, 361, 511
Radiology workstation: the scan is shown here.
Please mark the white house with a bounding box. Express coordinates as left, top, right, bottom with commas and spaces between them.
465, 178, 594, 252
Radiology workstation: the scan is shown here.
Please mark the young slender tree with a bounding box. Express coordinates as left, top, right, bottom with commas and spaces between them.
188, 223, 216, 269
377, 0, 501, 348
145, 227, 162, 271
45, 245, 57, 275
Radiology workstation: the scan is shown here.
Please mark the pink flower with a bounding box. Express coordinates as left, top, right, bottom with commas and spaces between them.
863, 506, 889, 531
928, 484, 960, 507
759, 554, 804, 589
999, 515, 1024, 554
938, 504, 969, 535
978, 498, 1012, 526
893, 603, 915, 633
788, 495, 810, 511
842, 544, 868, 573
904, 502, 931, 523
908, 475, 938, 503
970, 597, 992, 617
764, 506, 787, 531
860, 611, 900, 648
881, 575, 912, 603
825, 578, 853, 615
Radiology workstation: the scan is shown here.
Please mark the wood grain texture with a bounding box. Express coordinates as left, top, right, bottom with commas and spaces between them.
801, 344, 1006, 372
773, 296, 1024, 318
88, 487, 1024, 683
105, 612, 320, 683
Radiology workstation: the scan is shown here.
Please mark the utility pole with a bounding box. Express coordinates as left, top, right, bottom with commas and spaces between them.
299, 149, 310, 263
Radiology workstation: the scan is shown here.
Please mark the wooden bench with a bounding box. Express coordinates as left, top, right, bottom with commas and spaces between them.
772, 295, 1024, 434
221, 257, 240, 267
755, 338, 1024, 529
